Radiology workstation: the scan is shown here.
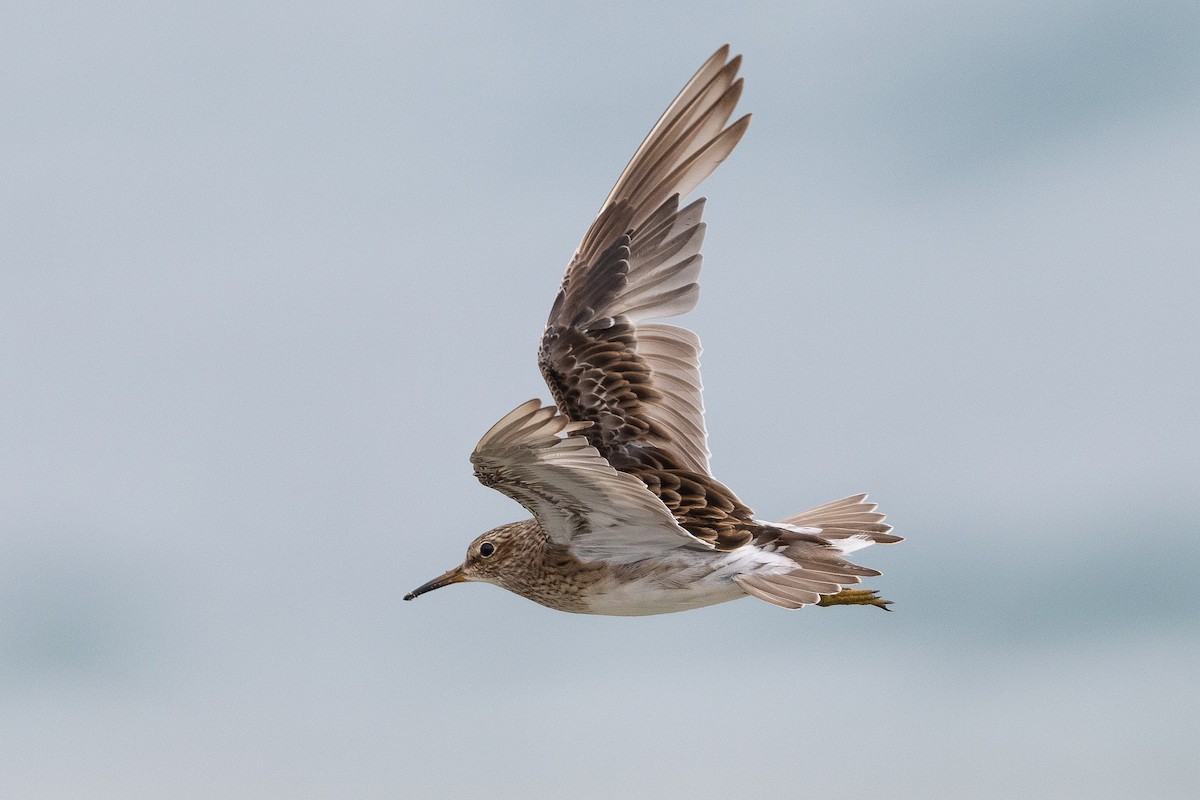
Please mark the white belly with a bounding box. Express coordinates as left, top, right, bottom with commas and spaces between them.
578, 545, 795, 616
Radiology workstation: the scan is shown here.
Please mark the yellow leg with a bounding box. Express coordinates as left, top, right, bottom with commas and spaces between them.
817, 588, 892, 611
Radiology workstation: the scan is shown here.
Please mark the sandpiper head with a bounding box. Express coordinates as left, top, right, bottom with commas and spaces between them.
404, 520, 536, 601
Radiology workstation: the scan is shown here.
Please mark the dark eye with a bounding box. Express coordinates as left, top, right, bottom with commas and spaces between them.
479, 542, 495, 557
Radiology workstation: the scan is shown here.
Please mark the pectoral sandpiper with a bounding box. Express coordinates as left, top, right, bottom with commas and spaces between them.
405, 45, 901, 616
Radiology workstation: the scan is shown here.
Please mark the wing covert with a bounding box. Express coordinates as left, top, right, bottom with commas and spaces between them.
471, 400, 714, 563
540, 46, 750, 477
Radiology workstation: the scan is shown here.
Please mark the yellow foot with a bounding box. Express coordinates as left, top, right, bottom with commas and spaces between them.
817, 588, 893, 611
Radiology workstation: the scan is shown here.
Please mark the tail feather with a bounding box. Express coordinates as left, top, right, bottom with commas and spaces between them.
778, 493, 903, 545
736, 494, 900, 611
767, 572, 843, 595
734, 574, 820, 609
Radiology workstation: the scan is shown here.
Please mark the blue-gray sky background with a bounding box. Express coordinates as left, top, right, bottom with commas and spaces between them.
3, 1, 1198, 797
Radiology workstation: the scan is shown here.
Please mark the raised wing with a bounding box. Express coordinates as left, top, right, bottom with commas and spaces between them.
540, 45, 750, 477
471, 400, 714, 563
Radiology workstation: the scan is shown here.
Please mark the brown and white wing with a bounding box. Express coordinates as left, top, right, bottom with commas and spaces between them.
540, 45, 750, 476
471, 400, 714, 563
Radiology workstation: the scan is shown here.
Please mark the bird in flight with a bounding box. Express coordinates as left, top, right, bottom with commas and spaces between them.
405, 45, 900, 615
